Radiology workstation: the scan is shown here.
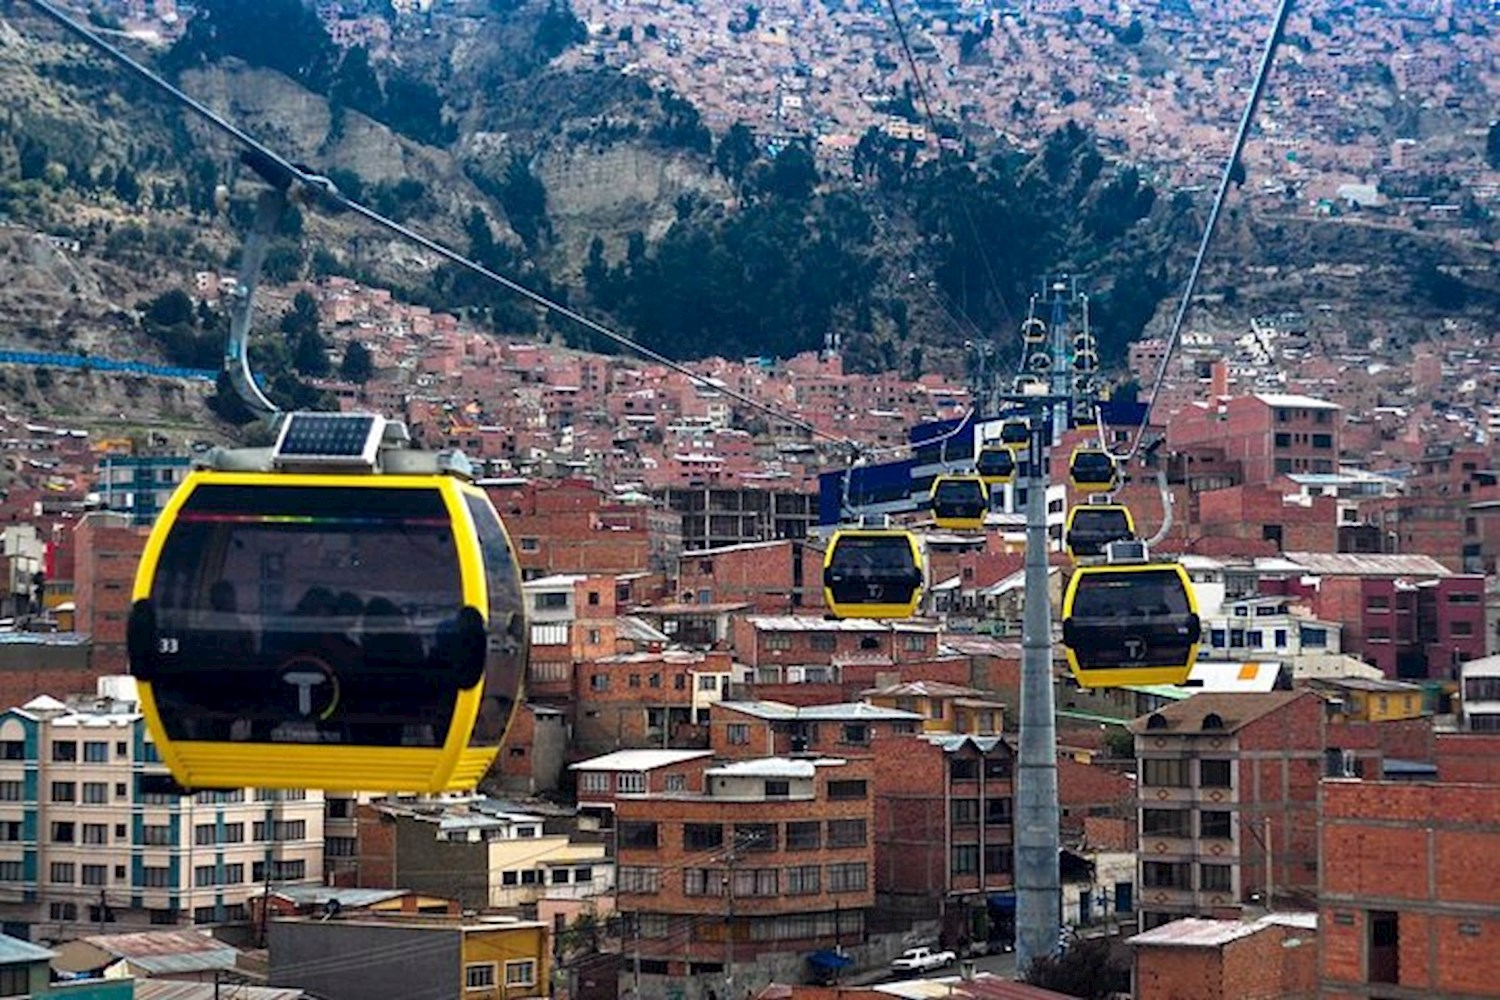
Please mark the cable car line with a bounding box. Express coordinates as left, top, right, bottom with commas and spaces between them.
1118, 0, 1295, 462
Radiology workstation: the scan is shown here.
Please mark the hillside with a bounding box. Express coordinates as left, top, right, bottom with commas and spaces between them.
0, 0, 1495, 436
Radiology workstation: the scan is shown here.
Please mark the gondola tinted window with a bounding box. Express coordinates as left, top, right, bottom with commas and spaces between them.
462, 493, 528, 747
147, 484, 464, 747
1071, 570, 1192, 619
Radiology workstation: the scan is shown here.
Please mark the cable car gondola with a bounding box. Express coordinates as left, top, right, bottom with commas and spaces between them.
1069, 448, 1119, 493
127, 412, 528, 792
1064, 504, 1136, 560
976, 446, 1017, 486
1060, 549, 1201, 687
929, 475, 989, 531
999, 419, 1030, 447
822, 528, 925, 619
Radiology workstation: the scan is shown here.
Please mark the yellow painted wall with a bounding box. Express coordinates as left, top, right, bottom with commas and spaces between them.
459, 923, 550, 999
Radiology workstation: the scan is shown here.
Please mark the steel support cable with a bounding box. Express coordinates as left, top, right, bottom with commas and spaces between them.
1122, 0, 1296, 462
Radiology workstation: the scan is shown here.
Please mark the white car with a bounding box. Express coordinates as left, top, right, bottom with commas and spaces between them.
890, 946, 957, 973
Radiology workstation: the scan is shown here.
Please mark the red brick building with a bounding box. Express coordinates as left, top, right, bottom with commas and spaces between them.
675, 540, 826, 613
730, 616, 942, 684
569, 748, 716, 828
614, 756, 876, 976
1320, 779, 1500, 998
1130, 914, 1318, 1000
1131, 691, 1325, 930
485, 479, 669, 578
1168, 394, 1341, 486
71, 511, 147, 673
708, 701, 922, 759
872, 734, 1015, 947
1195, 485, 1338, 554
573, 649, 733, 755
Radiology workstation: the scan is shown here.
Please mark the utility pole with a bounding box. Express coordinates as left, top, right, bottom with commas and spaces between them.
632, 911, 642, 1000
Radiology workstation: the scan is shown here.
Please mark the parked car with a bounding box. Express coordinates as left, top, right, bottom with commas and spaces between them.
890, 946, 957, 973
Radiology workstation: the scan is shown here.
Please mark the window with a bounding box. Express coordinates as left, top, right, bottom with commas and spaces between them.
520, 537, 539, 553
1200, 760, 1232, 788
617, 773, 646, 794
827, 779, 867, 800
222, 823, 244, 843
618, 867, 661, 893
827, 862, 867, 893
0, 861, 23, 882
580, 772, 608, 794
985, 843, 1012, 874
765, 633, 792, 651
504, 960, 537, 987
194, 906, 219, 924
142, 824, 172, 846
951, 800, 980, 826
49, 901, 77, 921
950, 758, 979, 780
985, 757, 1011, 780
83, 782, 108, 804
140, 866, 173, 888
82, 864, 107, 886
466, 962, 497, 990
698, 675, 718, 691
628, 674, 642, 689
1142, 861, 1191, 889
683, 868, 723, 896
0, 742, 22, 760
115, 783, 127, 797
194, 824, 216, 847
1141, 759, 1189, 787
1142, 809, 1190, 838
52, 741, 77, 762
726, 723, 750, 745
0, 781, 21, 801
903, 633, 927, 651
1368, 627, 1391, 642
684, 823, 723, 850
50, 862, 74, 884
951, 844, 979, 874
785, 865, 820, 894
83, 824, 108, 845
83, 741, 108, 763
986, 798, 1012, 824
0, 822, 18, 843
51, 781, 75, 803
1301, 627, 1327, 648
1366, 594, 1390, 611
590, 674, 609, 692
1200, 811, 1232, 839
1200, 864, 1232, 892
619, 821, 659, 850
827, 819, 866, 847
786, 821, 821, 851
533, 592, 568, 611
1452, 621, 1474, 637
764, 779, 789, 798
841, 723, 869, 745
52, 822, 75, 844
664, 773, 686, 792
809, 634, 836, 652
195, 865, 218, 888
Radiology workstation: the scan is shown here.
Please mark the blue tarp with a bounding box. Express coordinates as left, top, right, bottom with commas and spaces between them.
807, 949, 853, 969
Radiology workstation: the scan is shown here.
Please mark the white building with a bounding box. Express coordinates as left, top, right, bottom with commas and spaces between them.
0, 679, 323, 939
1460, 655, 1500, 732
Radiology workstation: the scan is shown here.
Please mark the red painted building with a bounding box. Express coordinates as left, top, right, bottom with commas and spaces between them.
71, 511, 147, 673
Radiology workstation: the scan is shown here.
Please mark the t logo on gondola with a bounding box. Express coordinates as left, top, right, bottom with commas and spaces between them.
1123, 638, 1146, 661
280, 659, 337, 718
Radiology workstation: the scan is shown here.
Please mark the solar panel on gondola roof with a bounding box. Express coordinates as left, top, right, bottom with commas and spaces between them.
273, 413, 384, 465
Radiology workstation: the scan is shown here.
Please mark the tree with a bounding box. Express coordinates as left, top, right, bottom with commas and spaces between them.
280, 291, 321, 341
715, 122, 759, 186
340, 340, 374, 383
293, 328, 332, 377
144, 289, 195, 329
1023, 937, 1129, 1000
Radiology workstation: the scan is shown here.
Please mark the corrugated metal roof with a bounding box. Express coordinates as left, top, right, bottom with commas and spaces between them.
1253, 393, 1341, 410
923, 734, 1006, 754
570, 749, 714, 772
0, 934, 54, 965
1129, 917, 1267, 948
707, 758, 817, 779
1282, 551, 1452, 577
265, 886, 410, 908
1126, 690, 1314, 734
136, 982, 307, 1000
